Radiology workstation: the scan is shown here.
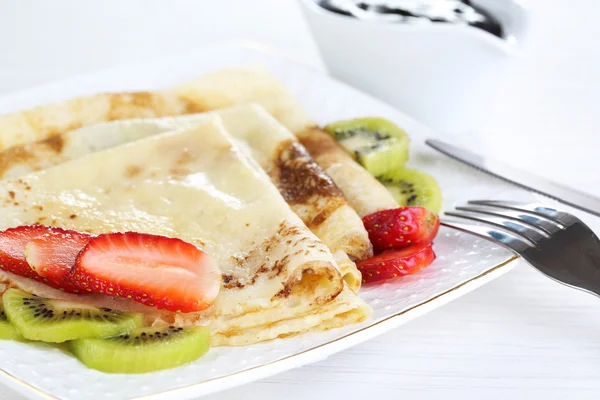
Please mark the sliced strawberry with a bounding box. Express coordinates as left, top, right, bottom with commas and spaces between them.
71, 232, 221, 312
362, 206, 440, 252
0, 225, 61, 281
357, 243, 436, 284
24, 230, 93, 293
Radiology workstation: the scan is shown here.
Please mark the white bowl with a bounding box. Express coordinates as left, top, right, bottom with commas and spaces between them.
298, 0, 532, 133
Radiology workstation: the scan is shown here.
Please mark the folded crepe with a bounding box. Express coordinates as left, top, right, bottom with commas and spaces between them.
0, 92, 203, 151
0, 104, 373, 291
0, 67, 398, 219
0, 117, 370, 346
0, 67, 293, 151
174, 68, 400, 217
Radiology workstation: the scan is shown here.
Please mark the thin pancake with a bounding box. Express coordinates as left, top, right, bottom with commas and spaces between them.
174, 68, 400, 216
0, 105, 372, 291
0, 66, 398, 217
0, 118, 369, 346
0, 92, 202, 151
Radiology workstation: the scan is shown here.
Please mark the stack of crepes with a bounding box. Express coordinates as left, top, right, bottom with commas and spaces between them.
0, 67, 403, 346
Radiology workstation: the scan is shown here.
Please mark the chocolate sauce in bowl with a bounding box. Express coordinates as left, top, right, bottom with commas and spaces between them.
316, 0, 503, 38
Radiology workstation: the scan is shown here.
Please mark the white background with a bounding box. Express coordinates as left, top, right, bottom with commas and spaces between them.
1, 0, 600, 399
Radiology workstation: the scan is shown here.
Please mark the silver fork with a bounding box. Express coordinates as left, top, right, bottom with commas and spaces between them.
442, 200, 600, 297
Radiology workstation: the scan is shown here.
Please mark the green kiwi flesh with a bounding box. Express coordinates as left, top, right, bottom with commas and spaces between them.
3, 288, 143, 343
70, 325, 210, 373
324, 117, 410, 176
379, 168, 443, 213
0, 301, 24, 341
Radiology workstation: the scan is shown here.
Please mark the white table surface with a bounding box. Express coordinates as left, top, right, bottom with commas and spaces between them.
2, 0, 600, 399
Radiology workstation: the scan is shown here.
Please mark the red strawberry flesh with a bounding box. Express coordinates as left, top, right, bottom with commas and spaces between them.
24, 230, 92, 293
72, 232, 221, 312
362, 206, 440, 252
0, 225, 65, 281
357, 242, 436, 284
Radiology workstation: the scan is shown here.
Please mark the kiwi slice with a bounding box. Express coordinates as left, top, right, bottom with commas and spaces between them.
0, 301, 24, 341
3, 288, 143, 343
378, 167, 443, 213
70, 325, 210, 373
324, 117, 410, 176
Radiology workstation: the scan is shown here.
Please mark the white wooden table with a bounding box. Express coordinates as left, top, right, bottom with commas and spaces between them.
1, 0, 600, 398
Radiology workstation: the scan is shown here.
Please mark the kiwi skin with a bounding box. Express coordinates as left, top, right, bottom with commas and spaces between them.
69, 326, 210, 374
3, 288, 144, 343
324, 117, 410, 177
379, 167, 443, 213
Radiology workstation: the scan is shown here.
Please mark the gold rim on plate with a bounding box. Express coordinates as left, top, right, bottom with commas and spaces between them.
0, 255, 518, 400
0, 42, 521, 400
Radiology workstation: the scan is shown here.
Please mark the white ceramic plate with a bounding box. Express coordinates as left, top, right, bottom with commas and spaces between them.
0, 41, 534, 400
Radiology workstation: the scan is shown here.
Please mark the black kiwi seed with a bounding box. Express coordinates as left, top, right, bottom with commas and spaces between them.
334, 128, 390, 142
377, 166, 443, 213
4, 288, 144, 343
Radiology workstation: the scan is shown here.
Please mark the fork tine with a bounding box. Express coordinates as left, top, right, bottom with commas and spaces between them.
455, 205, 562, 234
440, 219, 533, 253
467, 200, 578, 226
445, 210, 547, 243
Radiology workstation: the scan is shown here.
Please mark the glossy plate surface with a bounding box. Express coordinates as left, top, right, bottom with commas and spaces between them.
0, 41, 534, 400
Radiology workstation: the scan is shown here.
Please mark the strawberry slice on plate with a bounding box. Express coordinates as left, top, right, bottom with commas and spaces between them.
72, 232, 221, 312
0, 225, 62, 281
24, 230, 92, 293
357, 242, 436, 284
362, 206, 440, 252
